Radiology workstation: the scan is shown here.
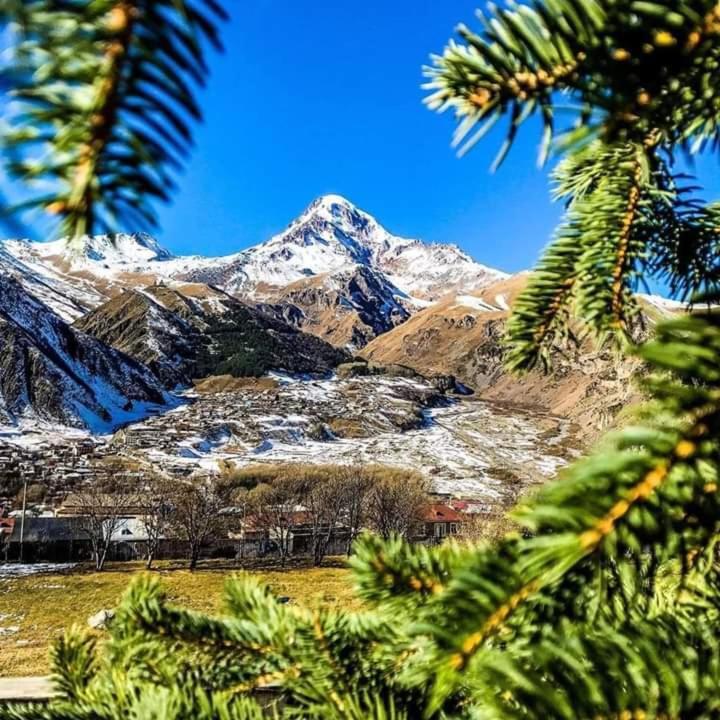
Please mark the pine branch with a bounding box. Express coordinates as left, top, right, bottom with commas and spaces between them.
504, 141, 652, 370
350, 532, 467, 607
1, 1, 227, 238
505, 137, 720, 369
378, 308, 720, 710
474, 610, 720, 719
426, 0, 720, 163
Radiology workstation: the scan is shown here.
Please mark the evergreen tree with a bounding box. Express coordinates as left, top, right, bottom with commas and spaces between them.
4, 1, 720, 718
0, 1, 226, 239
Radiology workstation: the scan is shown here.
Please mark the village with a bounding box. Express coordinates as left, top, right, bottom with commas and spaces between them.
1, 474, 482, 569
0, 374, 561, 573
0, 372, 450, 506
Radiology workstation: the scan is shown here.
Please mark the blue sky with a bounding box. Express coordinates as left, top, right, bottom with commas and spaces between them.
153, 0, 567, 273
122, 2, 720, 273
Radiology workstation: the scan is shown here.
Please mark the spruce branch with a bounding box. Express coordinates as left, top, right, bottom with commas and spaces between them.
378, 308, 720, 712
1, 1, 227, 238
426, 0, 720, 162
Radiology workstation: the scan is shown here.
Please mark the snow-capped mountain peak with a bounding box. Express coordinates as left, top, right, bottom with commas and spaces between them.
297, 193, 368, 224
0, 195, 508, 326
59, 232, 173, 265
290, 194, 402, 257
233, 194, 507, 300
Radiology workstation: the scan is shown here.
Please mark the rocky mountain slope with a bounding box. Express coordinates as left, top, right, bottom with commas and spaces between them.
256, 265, 410, 349
0, 276, 172, 431
0, 195, 507, 347
361, 276, 683, 439
74, 283, 349, 387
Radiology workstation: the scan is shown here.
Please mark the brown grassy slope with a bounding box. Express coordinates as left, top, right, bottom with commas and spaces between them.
192, 375, 280, 393
0, 562, 353, 677
361, 276, 654, 440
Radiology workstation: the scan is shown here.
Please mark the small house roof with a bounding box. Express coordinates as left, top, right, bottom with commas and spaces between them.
419, 504, 465, 523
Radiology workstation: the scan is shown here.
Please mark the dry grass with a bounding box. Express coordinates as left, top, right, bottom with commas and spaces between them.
0, 561, 354, 677
192, 375, 279, 394
326, 417, 370, 438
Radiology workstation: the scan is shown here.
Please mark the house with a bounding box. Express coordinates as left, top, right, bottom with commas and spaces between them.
412, 503, 465, 545
0, 517, 15, 539
5, 517, 90, 562
231, 510, 351, 559
449, 498, 496, 516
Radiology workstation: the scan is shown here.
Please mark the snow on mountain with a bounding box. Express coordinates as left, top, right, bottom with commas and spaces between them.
42, 232, 173, 266
186, 194, 507, 300
0, 244, 105, 321
0, 232, 225, 319
1, 195, 506, 303
0, 275, 176, 432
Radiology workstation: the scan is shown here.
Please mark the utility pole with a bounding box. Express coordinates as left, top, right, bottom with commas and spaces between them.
18, 480, 27, 564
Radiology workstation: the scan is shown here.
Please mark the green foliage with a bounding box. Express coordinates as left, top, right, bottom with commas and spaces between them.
426, 0, 720, 365
196, 313, 289, 378
5, 1, 720, 718
1, 1, 226, 238
425, 0, 720, 158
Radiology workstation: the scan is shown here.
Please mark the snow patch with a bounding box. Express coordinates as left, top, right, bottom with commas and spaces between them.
453, 295, 499, 312
0, 563, 76, 578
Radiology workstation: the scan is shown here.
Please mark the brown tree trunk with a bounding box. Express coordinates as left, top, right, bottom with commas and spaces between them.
189, 544, 200, 570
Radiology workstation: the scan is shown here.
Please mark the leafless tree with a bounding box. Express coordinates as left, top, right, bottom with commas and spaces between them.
304, 470, 348, 566
337, 465, 374, 554
365, 466, 430, 540
458, 512, 517, 544
138, 474, 174, 570
227, 486, 251, 566
70, 486, 142, 571
248, 475, 304, 565
168, 475, 227, 570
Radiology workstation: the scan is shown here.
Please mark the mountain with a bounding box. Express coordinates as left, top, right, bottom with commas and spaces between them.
0, 243, 105, 320
0, 195, 507, 347
183, 195, 507, 300
256, 265, 411, 349
361, 275, 684, 439
0, 276, 173, 431
74, 283, 350, 387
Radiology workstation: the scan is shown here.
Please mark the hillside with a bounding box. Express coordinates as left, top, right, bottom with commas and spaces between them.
74, 283, 349, 387
256, 265, 411, 349
0, 276, 172, 431
361, 276, 681, 438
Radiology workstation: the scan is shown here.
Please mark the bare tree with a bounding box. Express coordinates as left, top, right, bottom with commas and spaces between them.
337, 465, 374, 554
226, 486, 251, 566
304, 469, 348, 566
458, 512, 517, 544
168, 476, 227, 570
365, 467, 430, 541
69, 486, 141, 571
138, 474, 173, 570
248, 475, 304, 565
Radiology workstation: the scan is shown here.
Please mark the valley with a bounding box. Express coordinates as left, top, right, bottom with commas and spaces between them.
0, 373, 577, 506
0, 194, 672, 510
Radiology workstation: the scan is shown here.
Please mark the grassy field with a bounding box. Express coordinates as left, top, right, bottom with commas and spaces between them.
0, 561, 355, 677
